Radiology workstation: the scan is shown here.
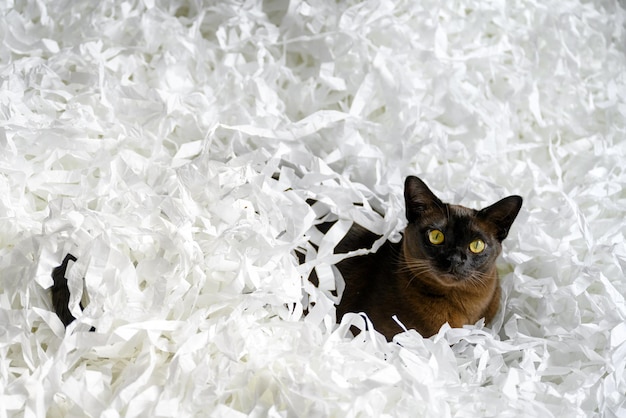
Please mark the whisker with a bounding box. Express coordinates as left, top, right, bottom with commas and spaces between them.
466, 272, 491, 290
396, 244, 496, 293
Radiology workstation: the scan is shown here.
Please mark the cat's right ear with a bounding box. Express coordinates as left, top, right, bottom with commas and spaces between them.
478, 195, 523, 241
404, 176, 443, 222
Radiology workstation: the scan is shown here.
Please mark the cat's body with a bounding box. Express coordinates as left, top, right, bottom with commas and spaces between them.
51, 176, 521, 341
333, 176, 522, 340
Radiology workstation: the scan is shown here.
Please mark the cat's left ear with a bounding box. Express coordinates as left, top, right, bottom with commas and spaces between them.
478, 196, 523, 241
404, 176, 443, 222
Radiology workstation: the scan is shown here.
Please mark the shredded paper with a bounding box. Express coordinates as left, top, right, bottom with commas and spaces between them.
1, 0, 625, 416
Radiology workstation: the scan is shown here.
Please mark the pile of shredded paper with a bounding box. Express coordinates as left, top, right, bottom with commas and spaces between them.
1, 1, 625, 416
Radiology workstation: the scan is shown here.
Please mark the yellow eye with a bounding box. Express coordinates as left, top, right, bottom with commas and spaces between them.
428, 229, 445, 245
469, 239, 485, 254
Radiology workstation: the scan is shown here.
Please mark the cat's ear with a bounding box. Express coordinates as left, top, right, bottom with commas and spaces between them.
478, 195, 523, 241
404, 176, 443, 222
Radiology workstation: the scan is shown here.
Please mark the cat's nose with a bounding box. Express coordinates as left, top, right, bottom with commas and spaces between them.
450, 253, 465, 266
448, 253, 467, 274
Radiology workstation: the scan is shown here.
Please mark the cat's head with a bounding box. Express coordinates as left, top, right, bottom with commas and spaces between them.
402, 176, 522, 288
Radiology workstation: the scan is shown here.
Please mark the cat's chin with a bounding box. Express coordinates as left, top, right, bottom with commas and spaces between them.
432, 273, 471, 288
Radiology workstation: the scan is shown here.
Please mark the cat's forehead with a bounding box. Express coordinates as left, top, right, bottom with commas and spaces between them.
436, 204, 499, 238
447, 204, 476, 218
421, 203, 478, 230
429, 203, 476, 221
443, 205, 478, 231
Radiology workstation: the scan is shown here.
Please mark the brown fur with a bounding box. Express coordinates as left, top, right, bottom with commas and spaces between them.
51, 253, 94, 331
332, 176, 522, 340
51, 253, 79, 327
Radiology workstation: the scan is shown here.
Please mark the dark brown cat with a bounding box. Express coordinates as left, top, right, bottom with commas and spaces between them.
52, 176, 521, 341
333, 176, 522, 340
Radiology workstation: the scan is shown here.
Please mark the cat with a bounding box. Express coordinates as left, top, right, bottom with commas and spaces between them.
51, 176, 522, 342
330, 176, 522, 340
